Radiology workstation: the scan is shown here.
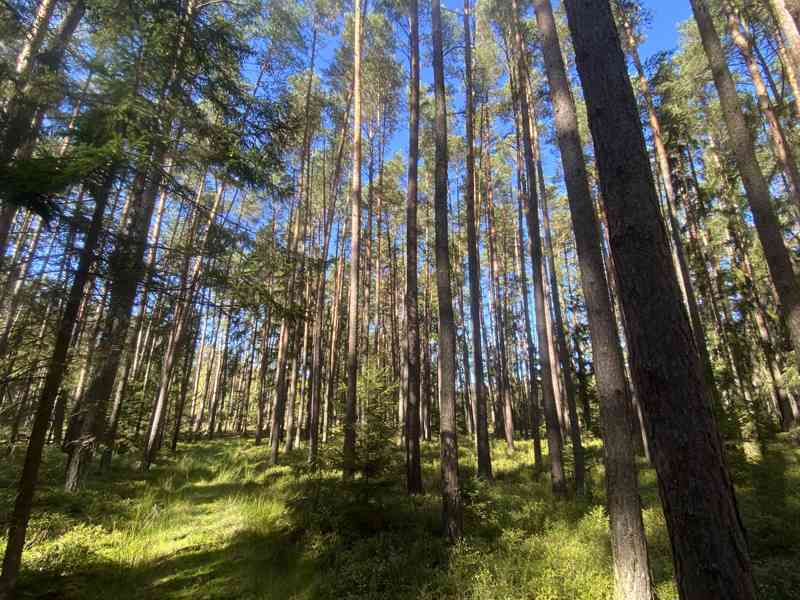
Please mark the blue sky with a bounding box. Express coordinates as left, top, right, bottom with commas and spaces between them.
283, 0, 698, 211
306, 0, 696, 152
639, 0, 692, 58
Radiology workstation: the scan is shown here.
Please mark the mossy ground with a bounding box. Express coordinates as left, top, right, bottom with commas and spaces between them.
1, 434, 798, 599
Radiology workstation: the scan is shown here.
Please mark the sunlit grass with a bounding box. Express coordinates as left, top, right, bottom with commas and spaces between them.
0, 432, 797, 599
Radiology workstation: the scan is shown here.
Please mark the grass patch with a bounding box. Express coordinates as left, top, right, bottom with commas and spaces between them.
0, 435, 797, 599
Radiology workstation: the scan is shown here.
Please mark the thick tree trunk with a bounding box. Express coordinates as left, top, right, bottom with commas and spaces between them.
531, 0, 654, 595
564, 1, 755, 598
618, 8, 724, 428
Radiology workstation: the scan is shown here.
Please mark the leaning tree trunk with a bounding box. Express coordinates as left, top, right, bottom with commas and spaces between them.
0, 165, 114, 598
12, 0, 58, 81
692, 0, 800, 429
771, 0, 800, 72
0, 0, 86, 260
64, 0, 200, 488
722, 1, 800, 218
618, 5, 726, 429
531, 0, 654, 596
563, 1, 756, 598
63, 150, 165, 492
138, 179, 212, 466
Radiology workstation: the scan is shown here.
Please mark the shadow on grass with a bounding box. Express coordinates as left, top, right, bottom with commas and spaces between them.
7, 435, 800, 600
728, 438, 800, 600
20, 525, 318, 600
13, 440, 456, 600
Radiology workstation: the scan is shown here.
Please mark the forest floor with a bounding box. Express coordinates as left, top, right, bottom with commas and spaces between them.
1, 434, 799, 600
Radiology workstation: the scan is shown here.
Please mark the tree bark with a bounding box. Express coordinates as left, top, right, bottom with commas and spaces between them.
617, 5, 724, 426
563, 1, 755, 598
771, 0, 800, 73
692, 0, 800, 424
405, 0, 423, 494
343, 0, 363, 479
0, 166, 114, 597
531, 0, 654, 595
431, 0, 462, 541
510, 0, 566, 496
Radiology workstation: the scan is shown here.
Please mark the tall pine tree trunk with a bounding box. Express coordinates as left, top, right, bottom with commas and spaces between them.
0, 166, 115, 597
342, 0, 363, 478
432, 0, 462, 540
564, 1, 755, 597
692, 0, 800, 427
405, 0, 423, 494
510, 0, 566, 496
532, 0, 653, 595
